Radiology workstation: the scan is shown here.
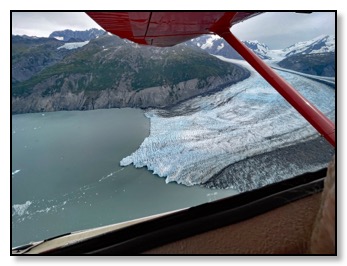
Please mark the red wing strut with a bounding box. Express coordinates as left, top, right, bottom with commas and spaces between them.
87, 12, 335, 147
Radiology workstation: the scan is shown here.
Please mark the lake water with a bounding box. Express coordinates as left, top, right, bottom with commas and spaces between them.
11, 108, 237, 247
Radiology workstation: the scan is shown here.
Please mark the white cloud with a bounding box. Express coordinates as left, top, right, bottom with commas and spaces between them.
233, 12, 335, 49
12, 12, 102, 37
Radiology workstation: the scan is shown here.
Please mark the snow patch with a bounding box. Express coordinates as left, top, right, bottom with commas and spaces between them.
201, 35, 221, 50
216, 43, 224, 51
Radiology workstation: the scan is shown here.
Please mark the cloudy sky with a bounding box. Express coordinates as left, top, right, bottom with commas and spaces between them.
11, 11, 335, 49
233, 12, 335, 48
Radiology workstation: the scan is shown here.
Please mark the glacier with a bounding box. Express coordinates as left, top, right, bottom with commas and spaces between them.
57, 41, 89, 50
120, 58, 335, 191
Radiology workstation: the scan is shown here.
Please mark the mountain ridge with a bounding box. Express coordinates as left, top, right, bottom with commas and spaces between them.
188, 34, 335, 61
12, 34, 249, 114
49, 28, 105, 42
187, 34, 335, 77
11, 30, 335, 114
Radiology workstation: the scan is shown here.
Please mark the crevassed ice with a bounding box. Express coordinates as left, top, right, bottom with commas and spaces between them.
120, 60, 335, 187
120, 156, 133, 166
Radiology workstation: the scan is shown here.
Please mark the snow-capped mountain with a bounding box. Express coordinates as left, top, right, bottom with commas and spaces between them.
49, 28, 105, 42
187, 34, 335, 62
283, 35, 335, 57
187, 34, 335, 77
186, 35, 241, 59
276, 35, 335, 77
243, 40, 271, 59
186, 35, 271, 60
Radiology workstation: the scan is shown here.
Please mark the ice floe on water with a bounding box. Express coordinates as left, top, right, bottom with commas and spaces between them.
98, 168, 125, 182
120, 59, 335, 190
12, 201, 32, 216
12, 169, 21, 176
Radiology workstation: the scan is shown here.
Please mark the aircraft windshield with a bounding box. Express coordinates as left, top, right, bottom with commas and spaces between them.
11, 11, 335, 249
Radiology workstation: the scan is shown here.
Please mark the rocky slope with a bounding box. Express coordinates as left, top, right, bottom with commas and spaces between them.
12, 35, 73, 83
12, 34, 249, 114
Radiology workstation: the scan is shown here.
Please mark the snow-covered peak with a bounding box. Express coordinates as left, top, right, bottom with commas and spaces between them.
283, 35, 335, 57
244, 40, 269, 51
49, 28, 105, 42
187, 35, 271, 60
243, 40, 270, 59
57, 41, 89, 50
186, 34, 335, 63
200, 35, 222, 50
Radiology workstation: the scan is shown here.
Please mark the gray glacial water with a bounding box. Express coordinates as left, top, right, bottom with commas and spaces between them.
12, 108, 237, 247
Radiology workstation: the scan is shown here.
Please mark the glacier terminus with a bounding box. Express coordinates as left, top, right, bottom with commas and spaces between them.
120, 58, 335, 192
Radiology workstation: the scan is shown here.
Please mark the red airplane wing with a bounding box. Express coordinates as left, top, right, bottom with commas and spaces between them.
86, 12, 261, 47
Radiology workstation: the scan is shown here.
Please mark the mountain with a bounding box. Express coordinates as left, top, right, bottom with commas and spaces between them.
276, 35, 335, 77
49, 28, 105, 42
13, 29, 335, 115
12, 35, 74, 83
12, 34, 250, 114
186, 35, 242, 60
187, 34, 335, 77
282, 35, 335, 57
186, 35, 272, 60
242, 40, 272, 60
188, 34, 335, 61
277, 52, 335, 77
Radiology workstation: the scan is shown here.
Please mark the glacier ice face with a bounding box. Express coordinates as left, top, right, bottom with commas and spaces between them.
120, 59, 335, 189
